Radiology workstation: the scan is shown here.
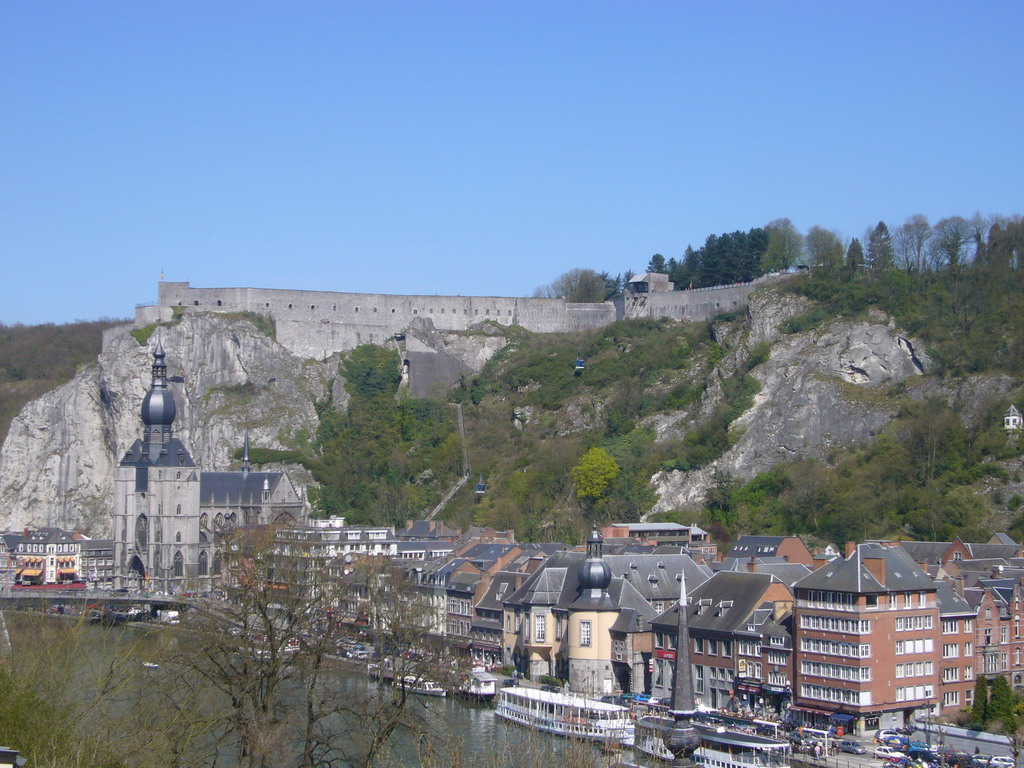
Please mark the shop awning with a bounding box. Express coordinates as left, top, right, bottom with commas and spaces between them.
20, 569, 42, 577
830, 714, 855, 722
58, 569, 78, 574
789, 705, 832, 716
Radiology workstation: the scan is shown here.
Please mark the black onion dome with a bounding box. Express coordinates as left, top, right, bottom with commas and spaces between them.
141, 339, 176, 427
578, 528, 611, 591
578, 556, 611, 591
141, 387, 176, 426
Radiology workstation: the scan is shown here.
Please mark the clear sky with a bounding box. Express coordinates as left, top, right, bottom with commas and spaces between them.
3, 1, 1021, 325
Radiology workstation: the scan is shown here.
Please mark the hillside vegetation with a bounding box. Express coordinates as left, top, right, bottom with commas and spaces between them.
6, 214, 1024, 549
0, 320, 125, 445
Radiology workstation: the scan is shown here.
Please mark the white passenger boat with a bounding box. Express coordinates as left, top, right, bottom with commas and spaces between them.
634, 715, 791, 768
494, 685, 634, 746
693, 724, 790, 768
399, 675, 446, 697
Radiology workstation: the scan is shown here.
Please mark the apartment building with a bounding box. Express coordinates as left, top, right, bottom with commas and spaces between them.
792, 542, 939, 734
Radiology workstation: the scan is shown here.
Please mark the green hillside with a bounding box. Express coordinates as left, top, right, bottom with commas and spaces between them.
0, 319, 125, 446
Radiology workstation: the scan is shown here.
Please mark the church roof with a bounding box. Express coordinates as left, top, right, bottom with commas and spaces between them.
200, 471, 284, 504
119, 438, 197, 468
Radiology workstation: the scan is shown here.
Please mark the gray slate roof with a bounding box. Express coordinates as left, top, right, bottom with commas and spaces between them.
651, 571, 785, 636
794, 542, 934, 594
120, 437, 196, 468
200, 471, 285, 505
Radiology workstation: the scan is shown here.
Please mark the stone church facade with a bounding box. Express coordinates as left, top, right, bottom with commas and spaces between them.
113, 340, 305, 592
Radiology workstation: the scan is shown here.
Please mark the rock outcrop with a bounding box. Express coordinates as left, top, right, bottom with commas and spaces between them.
648, 289, 933, 514
0, 314, 330, 535
0, 312, 511, 535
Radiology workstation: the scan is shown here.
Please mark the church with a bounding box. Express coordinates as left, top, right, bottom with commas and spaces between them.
113, 340, 306, 592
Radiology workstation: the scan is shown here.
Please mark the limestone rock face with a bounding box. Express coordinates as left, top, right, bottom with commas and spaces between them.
649, 290, 933, 513
0, 314, 330, 536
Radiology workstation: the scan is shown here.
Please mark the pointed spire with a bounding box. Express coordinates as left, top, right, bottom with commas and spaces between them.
242, 429, 250, 480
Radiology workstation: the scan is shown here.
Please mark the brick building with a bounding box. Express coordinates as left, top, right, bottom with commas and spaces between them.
791, 542, 939, 734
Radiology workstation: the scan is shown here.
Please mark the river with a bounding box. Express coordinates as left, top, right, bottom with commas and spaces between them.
5, 615, 613, 768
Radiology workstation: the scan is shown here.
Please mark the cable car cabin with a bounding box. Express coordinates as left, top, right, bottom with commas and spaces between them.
475, 475, 486, 496
574, 358, 585, 375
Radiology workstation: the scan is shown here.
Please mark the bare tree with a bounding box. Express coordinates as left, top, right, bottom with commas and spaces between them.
534, 268, 607, 303
894, 214, 932, 272
804, 226, 844, 269
930, 216, 973, 273
164, 529, 451, 768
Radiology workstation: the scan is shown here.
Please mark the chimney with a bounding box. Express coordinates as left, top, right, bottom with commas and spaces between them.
845, 541, 857, 559
954, 576, 965, 597
864, 556, 886, 586
748, 556, 757, 573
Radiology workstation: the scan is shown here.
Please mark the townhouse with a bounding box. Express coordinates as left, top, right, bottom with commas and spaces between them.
649, 570, 795, 715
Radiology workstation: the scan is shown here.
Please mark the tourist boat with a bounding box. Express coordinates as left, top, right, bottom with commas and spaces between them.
494, 685, 634, 746
399, 675, 446, 697
633, 714, 790, 768
693, 723, 790, 768
456, 668, 498, 702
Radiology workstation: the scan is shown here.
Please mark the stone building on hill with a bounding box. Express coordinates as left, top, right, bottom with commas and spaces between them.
113, 340, 305, 592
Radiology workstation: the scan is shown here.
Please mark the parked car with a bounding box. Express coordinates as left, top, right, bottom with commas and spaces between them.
877, 730, 902, 741
874, 745, 907, 760
881, 735, 910, 748
989, 757, 1013, 768
838, 740, 867, 755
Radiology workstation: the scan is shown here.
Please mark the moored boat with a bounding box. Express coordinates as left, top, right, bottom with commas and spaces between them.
456, 668, 498, 701
399, 675, 446, 697
494, 685, 634, 746
634, 715, 791, 768
693, 723, 791, 768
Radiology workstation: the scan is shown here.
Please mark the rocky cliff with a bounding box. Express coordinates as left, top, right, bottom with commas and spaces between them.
0, 314, 331, 535
647, 289, 933, 513
0, 312, 512, 536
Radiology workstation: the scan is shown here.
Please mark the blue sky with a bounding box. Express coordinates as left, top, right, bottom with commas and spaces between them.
3, 2, 1021, 325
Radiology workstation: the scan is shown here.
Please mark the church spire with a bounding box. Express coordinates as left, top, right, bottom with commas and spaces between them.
242, 429, 250, 480
140, 335, 177, 448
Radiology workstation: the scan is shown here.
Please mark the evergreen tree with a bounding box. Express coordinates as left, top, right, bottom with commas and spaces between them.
647, 253, 667, 274
988, 675, 1016, 730
846, 238, 865, 272
973, 676, 990, 725
866, 221, 895, 272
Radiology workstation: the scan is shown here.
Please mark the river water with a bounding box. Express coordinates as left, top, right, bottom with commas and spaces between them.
8, 616, 612, 768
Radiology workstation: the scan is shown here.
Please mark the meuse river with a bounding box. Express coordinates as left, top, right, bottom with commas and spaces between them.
9, 615, 612, 768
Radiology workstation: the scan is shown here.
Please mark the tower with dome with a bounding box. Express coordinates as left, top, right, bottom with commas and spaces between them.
112, 339, 306, 592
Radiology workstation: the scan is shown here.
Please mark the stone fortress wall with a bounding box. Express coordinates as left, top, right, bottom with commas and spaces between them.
118, 273, 788, 360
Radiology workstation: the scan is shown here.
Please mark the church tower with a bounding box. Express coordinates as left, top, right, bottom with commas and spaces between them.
113, 340, 206, 592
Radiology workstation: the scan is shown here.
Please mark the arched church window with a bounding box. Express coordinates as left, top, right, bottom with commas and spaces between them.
155, 526, 162, 543
225, 513, 237, 530
176, 471, 181, 480
200, 513, 209, 529
135, 515, 148, 548
173, 550, 183, 578
212, 550, 221, 575
198, 550, 208, 576
176, 504, 181, 515
175, 532, 181, 543
214, 513, 224, 532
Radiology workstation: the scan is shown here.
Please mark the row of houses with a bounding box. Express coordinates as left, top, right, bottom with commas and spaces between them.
11, 512, 1024, 737
258, 521, 1024, 737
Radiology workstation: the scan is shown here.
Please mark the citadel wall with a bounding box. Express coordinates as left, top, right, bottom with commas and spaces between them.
130, 275, 787, 359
